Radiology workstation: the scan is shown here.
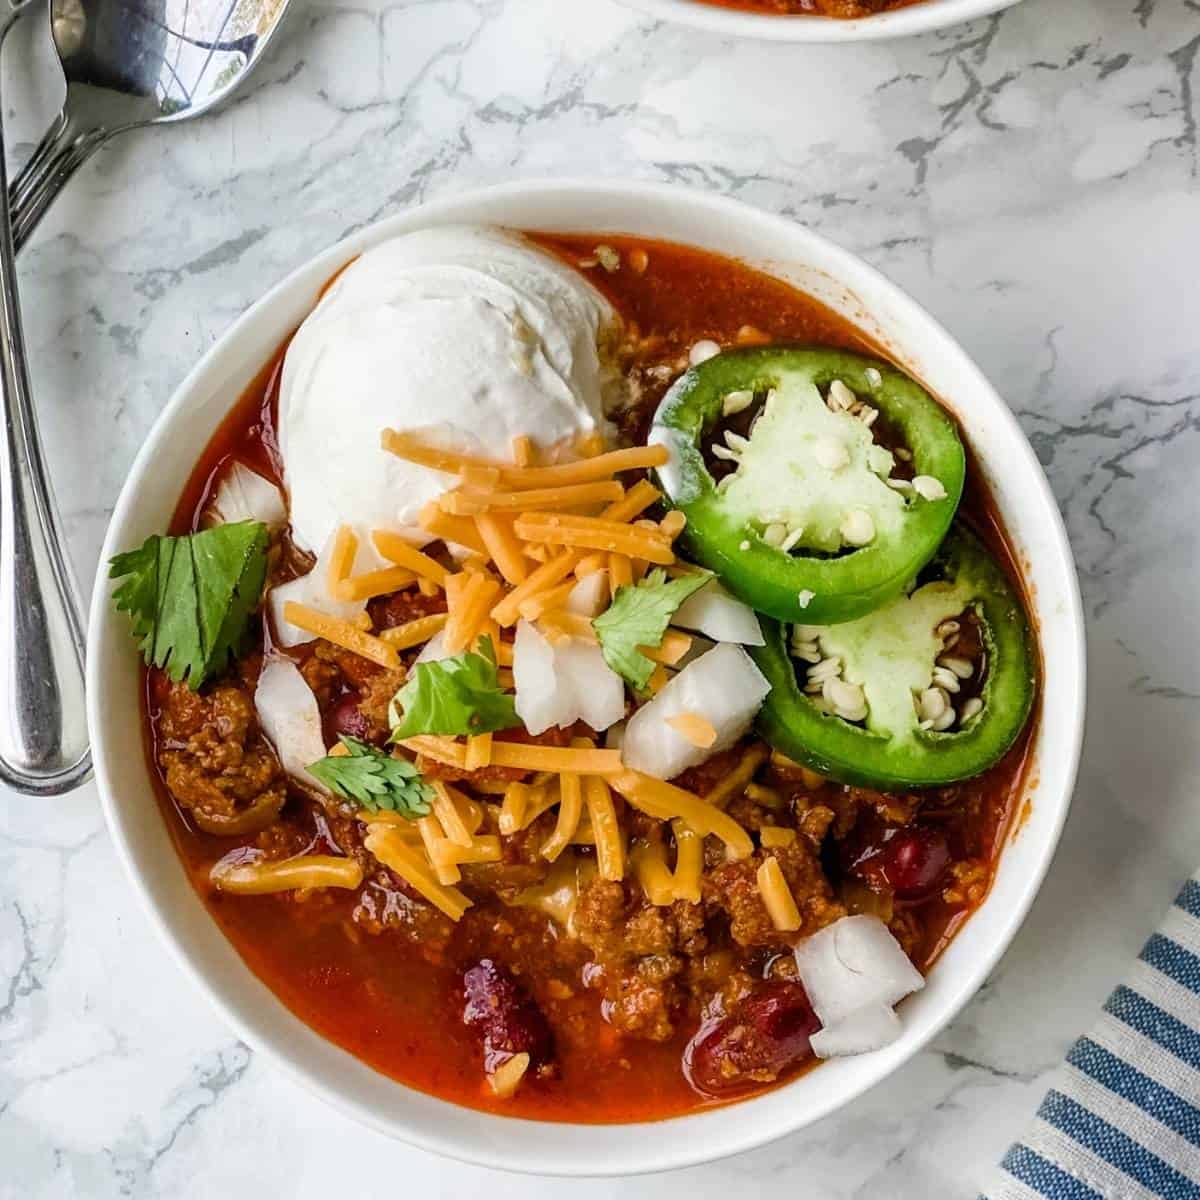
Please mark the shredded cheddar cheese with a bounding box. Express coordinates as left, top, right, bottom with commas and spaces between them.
358, 809, 425, 834
444, 480, 624, 515
641, 630, 693, 667
380, 612, 449, 650
671, 819, 703, 903
514, 514, 674, 563
365, 826, 472, 920
281, 602, 400, 669
474, 513, 529, 586
517, 579, 577, 622
431, 781, 475, 848
491, 550, 578, 627
574, 553, 608, 578
489, 743, 623, 776
584, 774, 623, 881
335, 565, 418, 602
418, 814, 461, 885
464, 733, 494, 771
513, 781, 560, 831
429, 835, 502, 867
499, 781, 531, 835
541, 768, 582, 862
266, 420, 768, 918
380, 430, 496, 477
417, 502, 488, 555
211, 855, 363, 895
400, 735, 467, 768
444, 573, 502, 654
703, 744, 769, 810
605, 478, 662, 523
645, 664, 671, 694
660, 510, 687, 540
496, 445, 668, 489
371, 530, 450, 586
757, 856, 802, 932
608, 553, 633, 595
536, 611, 598, 644
381, 430, 666, 489
608, 770, 754, 861
631, 840, 675, 906
459, 463, 503, 490
665, 712, 718, 749
327, 526, 359, 595
511, 435, 535, 467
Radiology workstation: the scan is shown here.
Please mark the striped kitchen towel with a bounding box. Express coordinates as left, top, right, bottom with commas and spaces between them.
981, 873, 1200, 1199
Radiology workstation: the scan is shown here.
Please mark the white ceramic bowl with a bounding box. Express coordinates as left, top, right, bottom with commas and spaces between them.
619, 0, 1021, 42
88, 179, 1084, 1176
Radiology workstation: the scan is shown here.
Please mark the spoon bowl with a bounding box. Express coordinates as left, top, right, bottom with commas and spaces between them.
10, 0, 295, 250
0, 0, 294, 795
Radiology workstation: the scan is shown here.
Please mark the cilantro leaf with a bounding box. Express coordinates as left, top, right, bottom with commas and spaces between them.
389, 636, 520, 738
109, 521, 270, 690
592, 569, 710, 689
307, 736, 433, 817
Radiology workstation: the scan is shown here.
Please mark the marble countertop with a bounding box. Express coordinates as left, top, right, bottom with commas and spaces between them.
1, 0, 1197, 1194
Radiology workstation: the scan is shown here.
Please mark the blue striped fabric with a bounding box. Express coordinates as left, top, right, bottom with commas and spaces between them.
981, 872, 1200, 1199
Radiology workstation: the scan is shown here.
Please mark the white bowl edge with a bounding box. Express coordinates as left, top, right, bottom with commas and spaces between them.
87, 178, 1085, 1176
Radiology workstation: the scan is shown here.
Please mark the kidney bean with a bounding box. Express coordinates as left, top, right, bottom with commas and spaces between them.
685, 980, 819, 1095
328, 692, 371, 742
849, 826, 950, 901
463, 959, 554, 1072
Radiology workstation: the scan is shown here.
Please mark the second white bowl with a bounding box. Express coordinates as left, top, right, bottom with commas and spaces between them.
619, 0, 1022, 42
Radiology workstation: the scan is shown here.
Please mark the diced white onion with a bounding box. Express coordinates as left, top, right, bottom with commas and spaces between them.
670, 580, 764, 646
513, 620, 559, 735
268, 528, 370, 648
620, 642, 770, 780
513, 620, 625, 735
810, 1003, 902, 1058
254, 657, 328, 789
204, 460, 287, 530
563, 640, 627, 733
793, 914, 924, 1028
566, 571, 610, 618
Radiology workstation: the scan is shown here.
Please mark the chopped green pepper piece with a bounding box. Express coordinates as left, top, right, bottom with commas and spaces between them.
650, 347, 965, 624
751, 525, 1036, 788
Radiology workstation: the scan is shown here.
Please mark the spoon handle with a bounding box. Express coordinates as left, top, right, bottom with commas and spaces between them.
0, 99, 90, 793
8, 107, 106, 254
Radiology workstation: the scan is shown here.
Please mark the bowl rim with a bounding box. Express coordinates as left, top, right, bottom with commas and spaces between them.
616, 0, 1023, 43
87, 177, 1085, 1175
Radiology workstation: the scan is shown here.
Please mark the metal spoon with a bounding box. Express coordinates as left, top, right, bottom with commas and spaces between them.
0, 0, 87, 794
0, 0, 293, 794
9, 0, 294, 253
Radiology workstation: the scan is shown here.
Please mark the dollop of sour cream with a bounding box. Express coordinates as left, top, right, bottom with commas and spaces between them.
278, 225, 620, 557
